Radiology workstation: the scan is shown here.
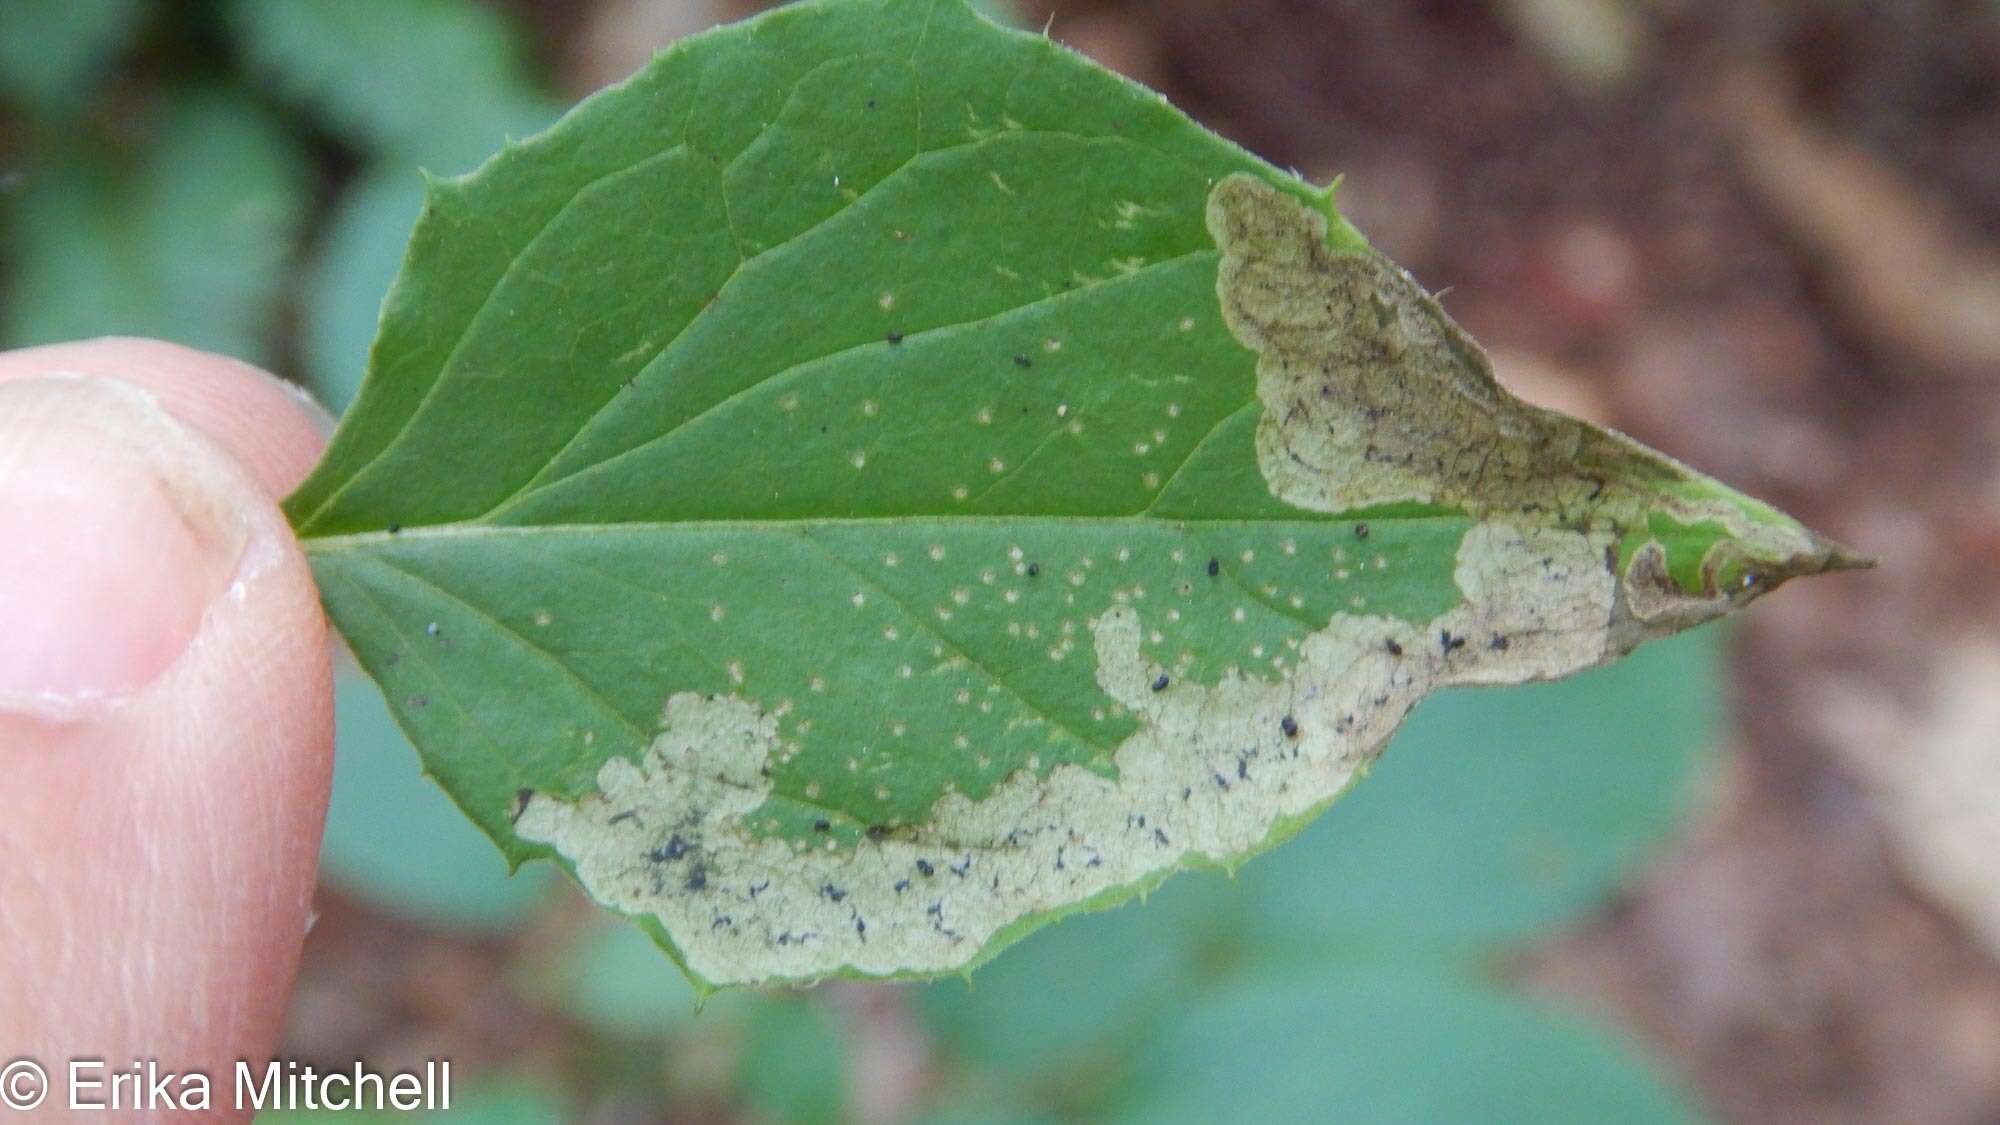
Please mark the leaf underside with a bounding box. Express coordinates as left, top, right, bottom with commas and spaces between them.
287, 0, 1856, 988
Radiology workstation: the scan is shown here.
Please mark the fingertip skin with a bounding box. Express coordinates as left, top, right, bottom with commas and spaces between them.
0, 341, 334, 1109
0, 337, 334, 499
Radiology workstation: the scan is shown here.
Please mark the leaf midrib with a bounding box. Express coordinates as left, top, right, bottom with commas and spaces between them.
300, 511, 1470, 554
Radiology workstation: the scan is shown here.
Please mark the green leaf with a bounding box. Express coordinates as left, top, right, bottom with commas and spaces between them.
736, 998, 852, 1125
544, 921, 703, 1040
322, 668, 553, 933
916, 868, 1227, 1086
286, 0, 1861, 987
1, 88, 309, 364
1107, 964, 1702, 1124
227, 0, 560, 174
0, 0, 144, 115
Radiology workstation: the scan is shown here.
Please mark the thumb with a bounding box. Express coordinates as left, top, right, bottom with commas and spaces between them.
0, 341, 333, 1096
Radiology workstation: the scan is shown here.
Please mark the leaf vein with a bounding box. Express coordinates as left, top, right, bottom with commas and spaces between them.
293, 141, 694, 530
356, 554, 650, 739
485, 247, 1212, 521
324, 564, 541, 806
800, 532, 1114, 755
1141, 398, 1260, 515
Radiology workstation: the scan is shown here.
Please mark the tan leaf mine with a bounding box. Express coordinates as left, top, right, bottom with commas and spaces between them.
515, 173, 1860, 987
1208, 174, 1856, 638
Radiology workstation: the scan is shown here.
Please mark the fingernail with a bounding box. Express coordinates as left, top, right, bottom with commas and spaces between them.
0, 375, 251, 717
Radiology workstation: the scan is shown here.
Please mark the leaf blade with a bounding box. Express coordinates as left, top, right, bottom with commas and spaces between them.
291, 0, 1852, 986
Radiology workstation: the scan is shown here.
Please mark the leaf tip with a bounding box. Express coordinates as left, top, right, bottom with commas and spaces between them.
1805, 530, 1876, 575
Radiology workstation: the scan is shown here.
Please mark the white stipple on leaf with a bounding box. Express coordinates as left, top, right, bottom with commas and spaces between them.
288, 0, 1866, 993
510, 173, 1862, 988
514, 524, 1616, 986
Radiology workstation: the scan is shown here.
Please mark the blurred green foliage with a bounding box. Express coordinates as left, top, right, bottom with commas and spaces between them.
1235, 623, 1717, 956
1108, 965, 1693, 1124
912, 627, 1719, 1123
0, 0, 145, 114
304, 170, 428, 412
740, 998, 851, 1124
546, 918, 705, 1042
0, 3, 1720, 1121
3, 88, 307, 363
225, 0, 559, 175
227, 0, 560, 402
